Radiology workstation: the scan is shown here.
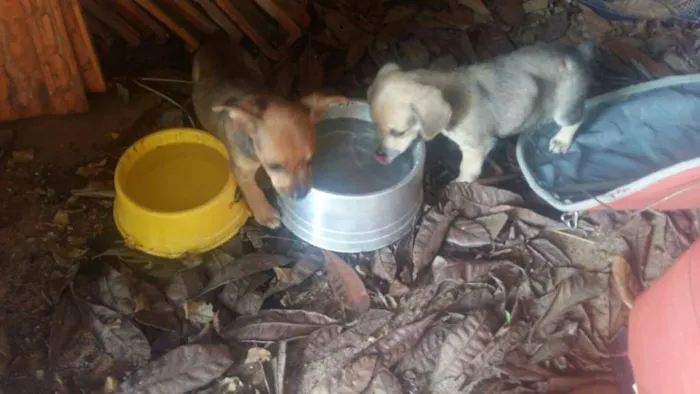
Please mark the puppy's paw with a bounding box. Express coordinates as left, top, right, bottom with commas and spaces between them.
252, 205, 281, 229
548, 135, 573, 155
453, 172, 479, 184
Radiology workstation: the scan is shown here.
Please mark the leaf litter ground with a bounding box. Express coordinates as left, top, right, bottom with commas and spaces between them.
4, 0, 700, 392
15, 181, 694, 394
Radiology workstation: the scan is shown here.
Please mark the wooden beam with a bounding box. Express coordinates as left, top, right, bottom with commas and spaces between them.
59, 0, 106, 93
80, 0, 141, 48
194, 0, 243, 42
164, 0, 219, 35
0, 0, 88, 121
112, 0, 169, 40
133, 0, 200, 52
83, 12, 116, 47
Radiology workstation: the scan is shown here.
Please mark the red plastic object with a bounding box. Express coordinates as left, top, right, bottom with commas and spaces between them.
628, 238, 700, 394
589, 167, 700, 211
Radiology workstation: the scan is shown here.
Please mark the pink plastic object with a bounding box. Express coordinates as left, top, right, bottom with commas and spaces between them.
628, 238, 700, 394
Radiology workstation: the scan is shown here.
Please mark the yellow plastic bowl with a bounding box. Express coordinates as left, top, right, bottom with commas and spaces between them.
114, 128, 250, 258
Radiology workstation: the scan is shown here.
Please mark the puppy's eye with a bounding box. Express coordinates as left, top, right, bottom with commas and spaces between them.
268, 164, 284, 172
389, 128, 404, 137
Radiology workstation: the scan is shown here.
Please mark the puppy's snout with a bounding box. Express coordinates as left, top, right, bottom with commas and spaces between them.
289, 183, 311, 200
374, 146, 391, 165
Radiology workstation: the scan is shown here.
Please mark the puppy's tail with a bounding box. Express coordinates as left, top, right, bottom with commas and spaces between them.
575, 41, 596, 64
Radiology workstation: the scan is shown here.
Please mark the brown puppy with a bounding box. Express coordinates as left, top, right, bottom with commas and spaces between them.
192, 36, 346, 228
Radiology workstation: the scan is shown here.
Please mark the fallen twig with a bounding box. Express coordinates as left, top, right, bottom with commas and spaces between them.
138, 77, 193, 84
132, 79, 196, 126
547, 229, 597, 245
274, 341, 287, 394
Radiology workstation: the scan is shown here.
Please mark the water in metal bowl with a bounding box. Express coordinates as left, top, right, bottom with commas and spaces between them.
279, 100, 425, 253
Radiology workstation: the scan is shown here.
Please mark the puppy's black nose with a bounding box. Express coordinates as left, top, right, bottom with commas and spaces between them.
374, 147, 391, 165
289, 185, 310, 200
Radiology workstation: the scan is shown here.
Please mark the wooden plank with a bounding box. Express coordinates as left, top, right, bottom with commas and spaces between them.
80, 0, 141, 48
59, 0, 106, 93
133, 0, 199, 51
0, 0, 88, 121
194, 0, 243, 42
112, 0, 169, 40
214, 0, 285, 59
83, 12, 116, 47
164, 0, 219, 34
269, 0, 310, 29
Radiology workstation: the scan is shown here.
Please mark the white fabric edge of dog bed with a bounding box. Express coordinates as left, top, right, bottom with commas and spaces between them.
516, 74, 700, 212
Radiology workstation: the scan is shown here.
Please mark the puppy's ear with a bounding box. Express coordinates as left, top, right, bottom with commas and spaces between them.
411, 85, 452, 141
368, 63, 401, 102
376, 63, 400, 79
212, 97, 267, 136
300, 93, 348, 123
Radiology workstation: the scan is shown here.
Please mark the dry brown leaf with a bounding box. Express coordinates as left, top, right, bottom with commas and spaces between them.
298, 44, 326, 95
98, 268, 179, 332
412, 209, 457, 281
184, 301, 215, 325
11, 149, 35, 163
322, 250, 371, 316
53, 210, 70, 228
199, 252, 291, 296
270, 61, 295, 97
323, 10, 366, 43
396, 324, 450, 387
528, 321, 578, 364
610, 255, 641, 308
664, 211, 698, 261
545, 374, 618, 392
523, 0, 549, 13
0, 318, 10, 377
455, 0, 491, 15
569, 383, 621, 394
303, 325, 344, 363
399, 38, 431, 67
118, 345, 233, 394
361, 314, 435, 368
530, 273, 608, 338
346, 34, 373, 70
0, 129, 13, 159
49, 294, 83, 368
85, 302, 151, 369
493, 0, 525, 26
528, 238, 572, 267
604, 39, 673, 78
265, 257, 322, 298
365, 369, 403, 394
304, 309, 392, 364
327, 355, 378, 394
375, 23, 411, 47
443, 183, 523, 219
383, 5, 419, 23
222, 309, 340, 342
446, 218, 492, 248
432, 257, 516, 284
132, 283, 180, 332
430, 310, 501, 392
372, 247, 397, 282
244, 347, 271, 365
618, 215, 653, 278
429, 55, 459, 70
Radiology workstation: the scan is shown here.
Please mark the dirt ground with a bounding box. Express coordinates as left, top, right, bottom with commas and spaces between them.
0, 91, 169, 389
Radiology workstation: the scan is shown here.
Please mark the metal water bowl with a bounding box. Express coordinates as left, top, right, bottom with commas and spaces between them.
279, 100, 425, 253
